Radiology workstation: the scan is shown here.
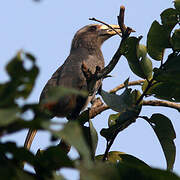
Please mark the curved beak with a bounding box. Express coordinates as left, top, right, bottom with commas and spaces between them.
99, 24, 121, 36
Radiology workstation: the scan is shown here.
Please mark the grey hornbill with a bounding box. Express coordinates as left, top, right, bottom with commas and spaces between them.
24, 24, 121, 150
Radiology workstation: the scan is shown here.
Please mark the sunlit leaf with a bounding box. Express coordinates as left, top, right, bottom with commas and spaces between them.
108, 113, 121, 127
96, 151, 149, 167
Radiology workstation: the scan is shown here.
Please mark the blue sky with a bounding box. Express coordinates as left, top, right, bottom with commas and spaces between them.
0, 0, 179, 179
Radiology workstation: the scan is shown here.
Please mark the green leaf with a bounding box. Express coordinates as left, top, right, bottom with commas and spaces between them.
101, 88, 141, 141
116, 162, 180, 180
101, 106, 141, 141
153, 54, 180, 85
80, 157, 180, 180
147, 8, 179, 61
89, 120, 98, 157
101, 88, 133, 113
121, 37, 153, 79
77, 110, 90, 125
0, 107, 20, 127
131, 89, 142, 104
34, 146, 73, 176
147, 114, 176, 170
48, 121, 92, 165
96, 151, 149, 167
79, 162, 119, 180
53, 173, 66, 180
0, 167, 37, 180
108, 113, 121, 127
144, 81, 180, 102
0, 51, 39, 107
171, 29, 180, 51
81, 121, 98, 159
0, 142, 35, 168
40, 86, 88, 104
147, 21, 171, 60
160, 8, 179, 29
0, 148, 36, 180
174, 0, 180, 12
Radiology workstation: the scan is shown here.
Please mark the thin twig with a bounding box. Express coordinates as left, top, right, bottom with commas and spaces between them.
96, 9, 133, 80
97, 45, 122, 80
118, 5, 126, 36
135, 78, 154, 105
109, 79, 145, 93
89, 17, 122, 37
102, 134, 117, 161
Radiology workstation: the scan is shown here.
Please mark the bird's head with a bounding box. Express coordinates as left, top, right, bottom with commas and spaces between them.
71, 24, 121, 51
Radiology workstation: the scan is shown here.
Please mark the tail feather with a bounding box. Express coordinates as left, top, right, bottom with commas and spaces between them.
24, 129, 37, 150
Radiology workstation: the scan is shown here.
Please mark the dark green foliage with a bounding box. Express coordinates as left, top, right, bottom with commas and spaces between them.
1, 1, 180, 179
0, 52, 39, 107
121, 37, 153, 79
147, 8, 179, 60
145, 114, 176, 170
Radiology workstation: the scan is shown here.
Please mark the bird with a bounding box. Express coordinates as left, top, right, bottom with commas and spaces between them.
24, 24, 121, 151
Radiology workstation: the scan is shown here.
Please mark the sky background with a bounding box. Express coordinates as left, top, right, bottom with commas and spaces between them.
0, 0, 179, 179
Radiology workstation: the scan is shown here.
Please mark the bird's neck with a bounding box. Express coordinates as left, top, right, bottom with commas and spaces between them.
71, 43, 103, 58
71, 37, 103, 55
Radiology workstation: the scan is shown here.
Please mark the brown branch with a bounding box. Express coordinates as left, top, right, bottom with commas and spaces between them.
135, 79, 154, 105
88, 98, 180, 120
109, 79, 145, 93
118, 5, 126, 35
96, 10, 133, 81
143, 100, 180, 112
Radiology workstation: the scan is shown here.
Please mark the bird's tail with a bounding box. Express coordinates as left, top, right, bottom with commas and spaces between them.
24, 129, 37, 150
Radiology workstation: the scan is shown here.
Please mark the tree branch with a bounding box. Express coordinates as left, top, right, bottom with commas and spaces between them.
109, 79, 145, 93
88, 97, 180, 120
143, 100, 180, 112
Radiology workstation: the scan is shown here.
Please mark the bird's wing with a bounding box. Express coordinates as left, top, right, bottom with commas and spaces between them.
39, 65, 63, 103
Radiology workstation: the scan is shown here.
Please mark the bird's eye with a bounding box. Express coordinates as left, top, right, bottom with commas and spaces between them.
89, 26, 97, 31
